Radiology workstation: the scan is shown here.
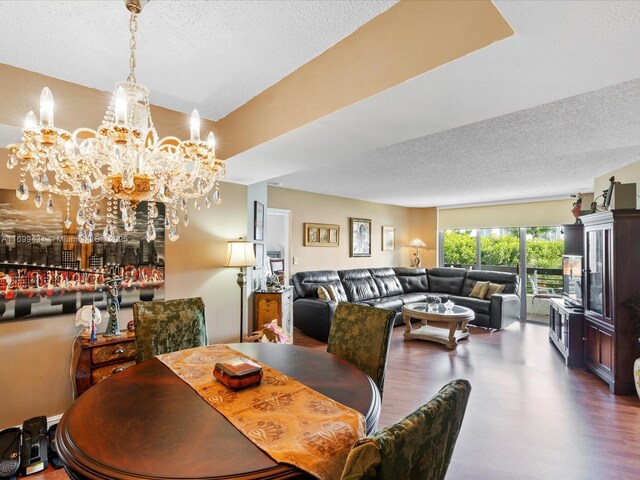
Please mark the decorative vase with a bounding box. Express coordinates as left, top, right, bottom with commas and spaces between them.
103, 277, 123, 337
426, 295, 441, 312
634, 358, 640, 399
444, 299, 454, 311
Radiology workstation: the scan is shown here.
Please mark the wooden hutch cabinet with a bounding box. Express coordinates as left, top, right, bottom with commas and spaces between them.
581, 210, 640, 394
254, 287, 294, 343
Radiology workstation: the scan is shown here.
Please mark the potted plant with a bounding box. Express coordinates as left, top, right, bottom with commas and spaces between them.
622, 294, 640, 398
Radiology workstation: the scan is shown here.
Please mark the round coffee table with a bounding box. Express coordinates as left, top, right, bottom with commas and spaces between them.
402, 302, 474, 349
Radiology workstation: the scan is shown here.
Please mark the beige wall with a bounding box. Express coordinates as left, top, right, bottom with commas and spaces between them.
0, 178, 248, 428
594, 159, 640, 208
216, 0, 513, 158
437, 195, 595, 230
268, 187, 437, 273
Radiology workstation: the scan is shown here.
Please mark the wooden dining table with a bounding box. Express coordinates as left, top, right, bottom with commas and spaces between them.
56, 343, 381, 480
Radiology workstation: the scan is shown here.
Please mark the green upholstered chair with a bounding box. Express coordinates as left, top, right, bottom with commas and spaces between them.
133, 297, 207, 364
340, 379, 471, 480
327, 302, 395, 397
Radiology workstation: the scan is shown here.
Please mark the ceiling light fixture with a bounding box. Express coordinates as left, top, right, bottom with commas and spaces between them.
6, 0, 224, 243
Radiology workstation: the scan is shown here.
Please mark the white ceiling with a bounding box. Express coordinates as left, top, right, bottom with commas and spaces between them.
2, 1, 640, 208
0, 0, 395, 120
226, 0, 640, 206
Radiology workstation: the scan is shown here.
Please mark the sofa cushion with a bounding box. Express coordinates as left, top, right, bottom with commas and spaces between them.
449, 295, 491, 314
485, 282, 505, 299
426, 268, 466, 295
339, 269, 381, 302
469, 281, 490, 299
317, 286, 330, 300
291, 270, 348, 302
393, 268, 429, 293
369, 268, 404, 297
461, 270, 519, 296
362, 296, 405, 312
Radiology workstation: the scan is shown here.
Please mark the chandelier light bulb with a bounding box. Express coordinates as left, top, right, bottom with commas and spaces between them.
114, 86, 128, 125
190, 109, 201, 141
24, 111, 37, 130
39, 87, 54, 126
207, 131, 216, 149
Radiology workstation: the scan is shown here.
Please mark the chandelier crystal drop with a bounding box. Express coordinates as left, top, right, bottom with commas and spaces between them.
6, 0, 225, 243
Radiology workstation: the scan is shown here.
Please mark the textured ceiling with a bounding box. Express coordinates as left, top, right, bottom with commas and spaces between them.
0, 0, 395, 120
271, 79, 640, 207
227, 0, 640, 206
2, 1, 640, 208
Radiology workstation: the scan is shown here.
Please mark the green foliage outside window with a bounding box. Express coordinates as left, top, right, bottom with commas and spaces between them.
526, 238, 564, 268
442, 231, 475, 265
443, 230, 564, 269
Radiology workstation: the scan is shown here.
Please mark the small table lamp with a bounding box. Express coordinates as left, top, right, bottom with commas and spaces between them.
226, 240, 256, 342
407, 238, 427, 267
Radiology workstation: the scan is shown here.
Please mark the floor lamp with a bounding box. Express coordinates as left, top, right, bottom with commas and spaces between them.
226, 240, 256, 342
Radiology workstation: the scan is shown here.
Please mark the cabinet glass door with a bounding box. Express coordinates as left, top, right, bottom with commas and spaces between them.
586, 230, 604, 315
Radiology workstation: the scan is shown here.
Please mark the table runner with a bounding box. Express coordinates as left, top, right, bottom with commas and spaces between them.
157, 345, 366, 480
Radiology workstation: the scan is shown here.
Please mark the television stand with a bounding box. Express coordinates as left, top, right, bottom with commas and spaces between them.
549, 298, 584, 368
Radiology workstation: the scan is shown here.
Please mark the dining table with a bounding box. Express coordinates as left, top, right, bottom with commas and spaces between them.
56, 343, 381, 480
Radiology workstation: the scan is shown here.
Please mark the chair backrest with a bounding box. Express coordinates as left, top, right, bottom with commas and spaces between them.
327, 303, 395, 397
340, 379, 471, 480
133, 297, 207, 363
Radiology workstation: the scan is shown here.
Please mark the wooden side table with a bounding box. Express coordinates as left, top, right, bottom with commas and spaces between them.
72, 331, 136, 397
253, 287, 294, 343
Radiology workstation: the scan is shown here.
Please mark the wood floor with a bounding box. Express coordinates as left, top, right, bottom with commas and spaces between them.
35, 321, 640, 480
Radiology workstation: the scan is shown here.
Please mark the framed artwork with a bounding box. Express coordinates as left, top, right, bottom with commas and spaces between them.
254, 201, 264, 241
269, 258, 285, 273
0, 189, 165, 320
304, 223, 340, 247
382, 226, 395, 251
253, 243, 264, 270
350, 218, 372, 257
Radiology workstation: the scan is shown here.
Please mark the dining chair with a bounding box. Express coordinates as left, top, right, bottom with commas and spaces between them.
327, 302, 395, 397
133, 297, 207, 363
340, 379, 472, 480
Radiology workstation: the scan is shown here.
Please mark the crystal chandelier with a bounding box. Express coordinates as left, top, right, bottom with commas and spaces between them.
5, 0, 225, 243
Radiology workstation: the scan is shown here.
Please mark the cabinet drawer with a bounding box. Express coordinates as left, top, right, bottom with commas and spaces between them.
91, 341, 136, 366
91, 360, 135, 385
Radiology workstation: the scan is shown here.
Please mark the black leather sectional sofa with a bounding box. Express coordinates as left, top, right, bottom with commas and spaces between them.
291, 267, 521, 342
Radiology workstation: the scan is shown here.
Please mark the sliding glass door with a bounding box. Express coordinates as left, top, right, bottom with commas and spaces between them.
441, 226, 564, 323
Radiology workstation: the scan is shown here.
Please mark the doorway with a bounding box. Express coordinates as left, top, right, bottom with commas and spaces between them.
266, 209, 290, 286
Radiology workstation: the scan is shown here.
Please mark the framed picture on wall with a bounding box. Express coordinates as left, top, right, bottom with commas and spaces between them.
304, 223, 340, 247
254, 201, 264, 241
382, 226, 395, 251
254, 243, 264, 269
350, 218, 371, 257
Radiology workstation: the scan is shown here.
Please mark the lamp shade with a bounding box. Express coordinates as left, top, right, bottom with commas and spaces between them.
407, 238, 427, 249
226, 241, 256, 268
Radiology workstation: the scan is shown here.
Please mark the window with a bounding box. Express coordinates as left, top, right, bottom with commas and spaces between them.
441, 226, 565, 323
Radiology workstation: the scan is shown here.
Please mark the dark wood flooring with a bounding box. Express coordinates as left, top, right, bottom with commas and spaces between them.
36, 321, 640, 480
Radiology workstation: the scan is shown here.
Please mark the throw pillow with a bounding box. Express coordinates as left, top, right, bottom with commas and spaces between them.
485, 282, 505, 299
317, 286, 330, 300
326, 284, 338, 302
469, 281, 490, 299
